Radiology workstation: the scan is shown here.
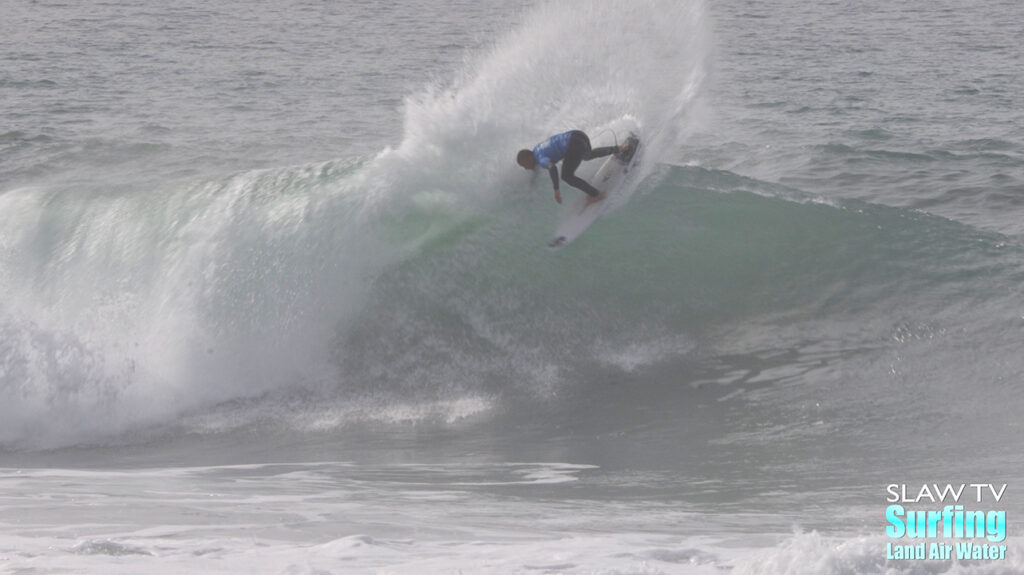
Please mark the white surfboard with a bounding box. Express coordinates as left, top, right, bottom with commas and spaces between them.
548, 134, 641, 249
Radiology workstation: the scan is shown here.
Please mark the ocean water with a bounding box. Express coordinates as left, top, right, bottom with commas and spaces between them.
2, 0, 1024, 573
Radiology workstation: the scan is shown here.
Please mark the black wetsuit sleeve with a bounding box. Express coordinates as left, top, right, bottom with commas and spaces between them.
548, 165, 559, 190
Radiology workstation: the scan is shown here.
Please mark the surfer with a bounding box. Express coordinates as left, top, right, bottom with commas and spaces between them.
517, 130, 630, 205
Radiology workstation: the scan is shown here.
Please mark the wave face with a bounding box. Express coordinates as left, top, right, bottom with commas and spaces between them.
4, 155, 1023, 451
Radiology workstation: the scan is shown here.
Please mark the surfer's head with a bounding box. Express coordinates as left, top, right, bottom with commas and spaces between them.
516, 149, 536, 169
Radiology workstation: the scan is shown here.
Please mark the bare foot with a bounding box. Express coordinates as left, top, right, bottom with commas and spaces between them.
586, 193, 606, 206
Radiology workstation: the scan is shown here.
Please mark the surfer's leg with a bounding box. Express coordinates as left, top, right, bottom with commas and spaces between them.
583, 146, 617, 160
562, 172, 603, 197
559, 134, 594, 197
587, 134, 638, 161
561, 132, 602, 197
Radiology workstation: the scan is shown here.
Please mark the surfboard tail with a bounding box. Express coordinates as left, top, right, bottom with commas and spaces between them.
616, 133, 640, 163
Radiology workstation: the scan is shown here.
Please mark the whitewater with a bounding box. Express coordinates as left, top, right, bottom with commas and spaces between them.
2, 0, 1024, 573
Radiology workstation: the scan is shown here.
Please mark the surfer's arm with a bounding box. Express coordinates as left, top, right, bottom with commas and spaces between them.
547, 164, 559, 191
547, 165, 562, 203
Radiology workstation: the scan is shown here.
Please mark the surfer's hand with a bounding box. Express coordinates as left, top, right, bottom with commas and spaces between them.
554, 188, 562, 204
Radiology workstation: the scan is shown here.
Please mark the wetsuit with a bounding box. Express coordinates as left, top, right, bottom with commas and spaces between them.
532, 130, 618, 197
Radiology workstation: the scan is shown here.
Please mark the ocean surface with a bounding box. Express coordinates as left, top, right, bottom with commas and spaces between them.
2, 0, 1024, 573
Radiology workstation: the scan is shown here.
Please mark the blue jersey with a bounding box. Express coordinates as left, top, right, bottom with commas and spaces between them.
532, 131, 574, 169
